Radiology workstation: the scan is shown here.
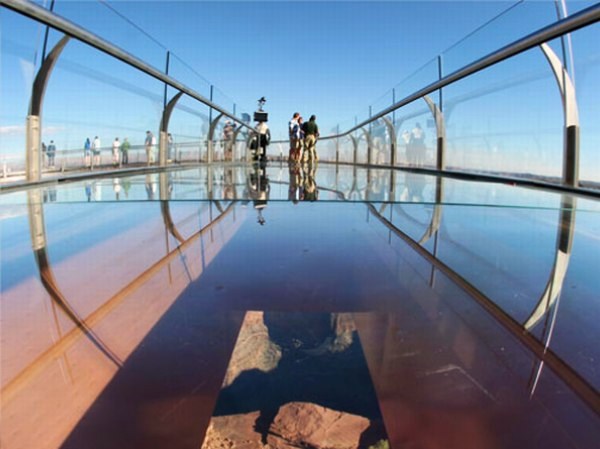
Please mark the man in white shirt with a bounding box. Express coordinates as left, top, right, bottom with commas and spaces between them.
92, 136, 101, 167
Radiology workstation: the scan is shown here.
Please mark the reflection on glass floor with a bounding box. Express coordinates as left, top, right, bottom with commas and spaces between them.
1, 162, 600, 449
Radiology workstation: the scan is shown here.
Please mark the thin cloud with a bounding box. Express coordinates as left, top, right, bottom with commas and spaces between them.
0, 125, 66, 135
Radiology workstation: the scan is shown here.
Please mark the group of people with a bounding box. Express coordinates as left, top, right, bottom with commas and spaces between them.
222, 121, 238, 160
288, 113, 319, 164
84, 136, 131, 168
81, 131, 176, 168
401, 122, 426, 167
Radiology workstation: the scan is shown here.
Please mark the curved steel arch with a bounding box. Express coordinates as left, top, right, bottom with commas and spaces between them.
364, 200, 600, 415
381, 116, 397, 167
422, 95, 446, 170
159, 91, 184, 167
361, 127, 372, 165
207, 113, 224, 163
26, 189, 123, 369
26, 35, 70, 182
539, 42, 579, 186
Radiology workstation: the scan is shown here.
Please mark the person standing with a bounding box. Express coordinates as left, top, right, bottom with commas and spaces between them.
303, 115, 319, 164
297, 116, 305, 163
256, 121, 271, 164
410, 122, 425, 167
112, 137, 121, 167
84, 137, 91, 167
222, 122, 234, 161
167, 133, 174, 163
47, 140, 56, 167
41, 142, 47, 167
145, 131, 155, 165
121, 137, 130, 165
288, 112, 300, 163
92, 136, 101, 167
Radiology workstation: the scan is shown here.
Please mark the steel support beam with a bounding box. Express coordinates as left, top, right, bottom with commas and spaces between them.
423, 95, 446, 170
540, 42, 580, 186
207, 113, 224, 164
26, 35, 70, 181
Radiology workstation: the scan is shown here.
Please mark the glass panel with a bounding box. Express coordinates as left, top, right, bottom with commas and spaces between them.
52, 0, 168, 70
167, 53, 212, 101
392, 99, 434, 168
392, 57, 439, 104
441, 1, 559, 76
168, 94, 210, 163
572, 25, 600, 187
443, 46, 563, 181
0, 9, 46, 178
40, 38, 164, 174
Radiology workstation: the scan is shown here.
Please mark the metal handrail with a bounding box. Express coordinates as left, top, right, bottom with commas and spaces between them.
319, 2, 600, 141
0, 0, 254, 131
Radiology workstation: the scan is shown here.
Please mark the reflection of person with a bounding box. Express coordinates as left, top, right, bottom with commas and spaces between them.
92, 180, 101, 201
403, 172, 427, 202
288, 161, 302, 203
113, 178, 121, 200
145, 174, 156, 200
112, 137, 120, 167
85, 181, 92, 202
223, 167, 236, 200
121, 137, 130, 165
409, 122, 425, 167
301, 162, 318, 202
47, 140, 56, 167
247, 164, 270, 225
302, 115, 319, 164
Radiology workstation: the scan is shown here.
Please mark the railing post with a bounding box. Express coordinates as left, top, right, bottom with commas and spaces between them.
335, 124, 340, 166
25, 116, 41, 181
539, 43, 579, 186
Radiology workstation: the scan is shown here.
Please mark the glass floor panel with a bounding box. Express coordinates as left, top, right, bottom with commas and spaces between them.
1, 163, 599, 449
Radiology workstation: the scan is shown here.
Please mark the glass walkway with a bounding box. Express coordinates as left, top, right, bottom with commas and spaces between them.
1, 1, 600, 449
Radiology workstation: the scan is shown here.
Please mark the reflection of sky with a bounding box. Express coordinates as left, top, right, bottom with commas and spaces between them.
1, 1, 599, 181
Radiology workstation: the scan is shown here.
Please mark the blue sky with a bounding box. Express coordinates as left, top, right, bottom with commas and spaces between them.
1, 1, 598, 179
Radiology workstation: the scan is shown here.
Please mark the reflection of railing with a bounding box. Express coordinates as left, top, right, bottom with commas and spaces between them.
2, 192, 237, 405
365, 200, 599, 415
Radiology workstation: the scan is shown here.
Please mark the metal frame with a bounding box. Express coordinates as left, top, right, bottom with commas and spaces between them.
159, 91, 184, 167
207, 113, 224, 164
539, 42, 580, 186
381, 117, 397, 167
422, 95, 446, 170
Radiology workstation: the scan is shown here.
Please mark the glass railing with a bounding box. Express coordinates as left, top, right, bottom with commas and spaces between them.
325, 0, 599, 192
0, 0, 251, 182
